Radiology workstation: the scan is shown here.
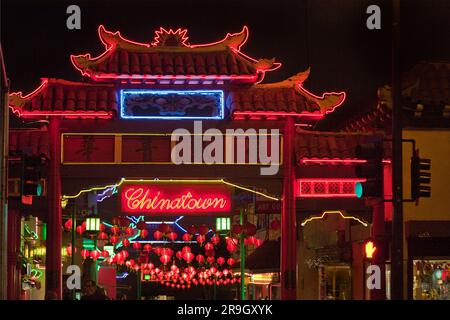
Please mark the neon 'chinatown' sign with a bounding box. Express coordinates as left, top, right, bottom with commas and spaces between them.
121, 184, 231, 214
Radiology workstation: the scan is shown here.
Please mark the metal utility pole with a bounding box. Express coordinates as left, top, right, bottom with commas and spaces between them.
391, 0, 404, 300
0, 44, 9, 300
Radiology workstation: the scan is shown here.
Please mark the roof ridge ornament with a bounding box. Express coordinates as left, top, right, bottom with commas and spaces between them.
95, 24, 250, 52
152, 28, 189, 47
255, 68, 346, 113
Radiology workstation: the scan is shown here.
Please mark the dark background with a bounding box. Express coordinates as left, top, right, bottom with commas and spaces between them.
1, 0, 449, 122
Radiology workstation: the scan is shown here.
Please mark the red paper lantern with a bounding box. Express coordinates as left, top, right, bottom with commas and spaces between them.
227, 258, 235, 266
76, 225, 84, 235
217, 257, 225, 266
196, 254, 205, 264
64, 219, 72, 231
231, 224, 243, 235
99, 223, 105, 232
101, 250, 109, 258
112, 217, 121, 226
110, 235, 119, 244
136, 221, 146, 230
226, 244, 237, 253
206, 257, 215, 264
270, 218, 281, 230
140, 229, 149, 238
160, 254, 171, 265
154, 247, 162, 256
153, 230, 163, 240
198, 224, 209, 236
161, 248, 173, 257
246, 236, 257, 246
182, 246, 191, 254
187, 225, 197, 235
143, 244, 152, 253
122, 239, 130, 247
183, 252, 194, 263
97, 232, 108, 240
125, 227, 134, 236
182, 233, 192, 242
133, 242, 141, 250
176, 251, 183, 260
168, 232, 178, 241
196, 235, 206, 244
81, 249, 90, 259
121, 250, 129, 259
211, 235, 220, 245
110, 225, 120, 235
66, 245, 76, 256
204, 242, 214, 251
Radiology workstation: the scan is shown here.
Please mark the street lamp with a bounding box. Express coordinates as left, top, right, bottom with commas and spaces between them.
85, 216, 100, 233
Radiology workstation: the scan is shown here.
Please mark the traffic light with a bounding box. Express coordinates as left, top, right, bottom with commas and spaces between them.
364, 239, 377, 260
22, 155, 45, 196
411, 150, 431, 200
363, 238, 387, 262
354, 142, 384, 198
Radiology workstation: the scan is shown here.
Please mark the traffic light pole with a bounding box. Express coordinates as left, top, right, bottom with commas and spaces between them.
391, 0, 404, 300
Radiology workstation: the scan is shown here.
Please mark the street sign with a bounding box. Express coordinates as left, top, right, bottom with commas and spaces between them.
255, 201, 281, 214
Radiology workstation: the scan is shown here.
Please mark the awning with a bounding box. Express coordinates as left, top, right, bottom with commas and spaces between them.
245, 239, 280, 273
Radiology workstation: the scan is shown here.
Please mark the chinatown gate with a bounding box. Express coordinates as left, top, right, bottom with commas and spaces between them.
7, 26, 390, 300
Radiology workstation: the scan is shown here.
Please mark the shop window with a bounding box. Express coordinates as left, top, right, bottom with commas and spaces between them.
319, 265, 352, 300
413, 259, 450, 300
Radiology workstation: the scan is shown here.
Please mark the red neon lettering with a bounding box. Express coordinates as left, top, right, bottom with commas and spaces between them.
121, 185, 230, 214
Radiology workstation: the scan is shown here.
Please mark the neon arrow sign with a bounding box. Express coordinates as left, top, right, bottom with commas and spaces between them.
121, 184, 231, 214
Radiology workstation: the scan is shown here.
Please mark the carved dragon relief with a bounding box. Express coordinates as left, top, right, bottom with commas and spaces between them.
255, 68, 346, 113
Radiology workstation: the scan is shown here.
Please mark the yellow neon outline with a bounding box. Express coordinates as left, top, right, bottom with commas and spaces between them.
300, 210, 368, 227
62, 177, 280, 203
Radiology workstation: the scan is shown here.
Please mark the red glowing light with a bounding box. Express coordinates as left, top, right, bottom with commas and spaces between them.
300, 158, 392, 165
365, 241, 377, 259
121, 184, 231, 214
232, 111, 325, 120
297, 178, 366, 198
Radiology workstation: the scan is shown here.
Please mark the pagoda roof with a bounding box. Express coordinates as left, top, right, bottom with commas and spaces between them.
9, 69, 345, 121
70, 25, 280, 84
230, 68, 346, 121
320, 61, 450, 132
9, 78, 117, 119
295, 129, 390, 162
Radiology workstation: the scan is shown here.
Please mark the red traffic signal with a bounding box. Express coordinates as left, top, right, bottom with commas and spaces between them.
364, 240, 377, 259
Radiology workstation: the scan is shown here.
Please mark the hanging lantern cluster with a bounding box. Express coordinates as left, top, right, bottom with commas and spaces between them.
152, 223, 178, 241
229, 221, 263, 248
141, 264, 241, 289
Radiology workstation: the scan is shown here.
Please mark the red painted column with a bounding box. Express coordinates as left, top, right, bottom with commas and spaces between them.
281, 117, 297, 299
45, 118, 62, 299
7, 209, 21, 299
370, 200, 386, 300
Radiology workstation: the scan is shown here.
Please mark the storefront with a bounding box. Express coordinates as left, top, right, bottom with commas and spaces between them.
407, 221, 450, 300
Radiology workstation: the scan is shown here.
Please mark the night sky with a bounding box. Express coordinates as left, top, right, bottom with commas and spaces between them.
1, 0, 449, 122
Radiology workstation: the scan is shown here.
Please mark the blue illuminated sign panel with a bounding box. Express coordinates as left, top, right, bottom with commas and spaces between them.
120, 89, 224, 120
